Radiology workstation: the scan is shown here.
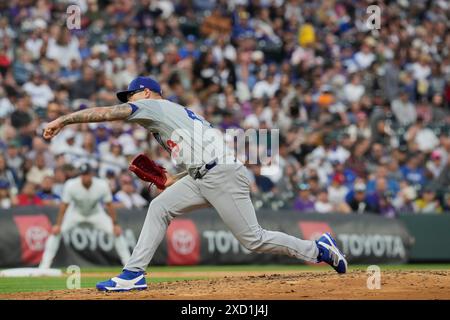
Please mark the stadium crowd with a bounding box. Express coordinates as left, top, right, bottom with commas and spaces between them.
0, 0, 449, 217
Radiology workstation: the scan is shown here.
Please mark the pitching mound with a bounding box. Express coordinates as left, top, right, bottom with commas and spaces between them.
1, 270, 449, 300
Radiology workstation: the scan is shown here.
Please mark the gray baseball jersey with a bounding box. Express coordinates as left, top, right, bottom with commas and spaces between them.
126, 99, 232, 177
123, 98, 319, 272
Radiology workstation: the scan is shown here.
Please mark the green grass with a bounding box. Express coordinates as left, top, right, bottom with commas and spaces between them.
1, 264, 449, 294
0, 276, 206, 294
79, 263, 450, 273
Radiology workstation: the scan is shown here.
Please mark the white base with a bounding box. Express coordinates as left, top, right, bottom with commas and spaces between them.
0, 268, 62, 277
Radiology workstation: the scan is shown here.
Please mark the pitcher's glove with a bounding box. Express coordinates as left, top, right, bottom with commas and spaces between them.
129, 153, 167, 190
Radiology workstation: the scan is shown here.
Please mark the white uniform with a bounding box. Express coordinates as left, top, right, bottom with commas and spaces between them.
123, 99, 319, 272
60, 177, 114, 233
39, 177, 131, 268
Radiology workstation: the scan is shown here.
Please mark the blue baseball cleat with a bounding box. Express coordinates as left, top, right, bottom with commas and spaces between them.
316, 233, 348, 274
96, 270, 147, 292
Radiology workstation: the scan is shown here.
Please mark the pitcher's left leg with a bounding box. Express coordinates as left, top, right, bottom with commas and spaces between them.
96, 176, 211, 291
199, 164, 319, 262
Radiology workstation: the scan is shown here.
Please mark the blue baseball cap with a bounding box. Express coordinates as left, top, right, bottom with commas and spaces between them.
116, 76, 162, 103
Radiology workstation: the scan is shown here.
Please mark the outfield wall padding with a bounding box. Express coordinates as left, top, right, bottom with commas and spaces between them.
398, 215, 450, 262
0, 207, 425, 267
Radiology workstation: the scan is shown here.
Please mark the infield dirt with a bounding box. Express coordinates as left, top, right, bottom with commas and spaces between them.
1, 269, 449, 300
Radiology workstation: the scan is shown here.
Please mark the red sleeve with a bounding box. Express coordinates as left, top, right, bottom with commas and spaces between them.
16, 194, 27, 206
34, 196, 44, 206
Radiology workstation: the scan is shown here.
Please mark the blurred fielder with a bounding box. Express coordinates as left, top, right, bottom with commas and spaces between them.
43, 76, 347, 292
39, 163, 131, 269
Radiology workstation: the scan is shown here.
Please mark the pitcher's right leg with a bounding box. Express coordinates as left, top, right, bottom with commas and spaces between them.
199, 164, 319, 262
199, 164, 347, 273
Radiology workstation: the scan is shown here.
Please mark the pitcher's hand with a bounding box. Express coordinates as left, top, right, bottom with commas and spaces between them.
43, 118, 64, 140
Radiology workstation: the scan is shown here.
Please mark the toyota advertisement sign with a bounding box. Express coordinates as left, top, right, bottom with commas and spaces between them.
0, 207, 414, 267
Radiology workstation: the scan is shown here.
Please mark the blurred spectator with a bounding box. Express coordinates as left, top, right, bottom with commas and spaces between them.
293, 183, 315, 213
426, 150, 446, 179
94, 124, 111, 147
366, 165, 400, 196
0, 180, 15, 209
12, 51, 34, 86
0, 0, 448, 216
77, 132, 100, 169
365, 177, 391, 214
366, 143, 389, 172
400, 155, 427, 187
409, 54, 431, 82
52, 167, 67, 198
9, 95, 35, 133
45, 101, 64, 122
0, 46, 11, 77
405, 116, 439, 153
343, 73, 365, 103
414, 187, 443, 214
26, 152, 53, 185
308, 134, 350, 169
16, 182, 43, 206
252, 71, 279, 99
346, 182, 369, 214
70, 66, 97, 100
4, 140, 24, 181
431, 94, 449, 122
387, 158, 403, 182
393, 183, 417, 214
347, 112, 371, 143
354, 40, 376, 70
27, 136, 54, 167
50, 128, 85, 163
0, 87, 14, 118
232, 10, 255, 40
60, 59, 82, 86
327, 172, 349, 207
179, 35, 200, 61
306, 175, 321, 196
314, 189, 334, 214
114, 175, 148, 210
99, 140, 127, 178
0, 154, 18, 196
378, 192, 397, 218
248, 164, 275, 194
36, 175, 60, 206
22, 73, 54, 109
46, 28, 81, 69
345, 139, 369, 178
391, 90, 417, 126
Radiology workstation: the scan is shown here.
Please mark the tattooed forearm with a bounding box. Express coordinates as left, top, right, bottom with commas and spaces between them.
60, 104, 132, 125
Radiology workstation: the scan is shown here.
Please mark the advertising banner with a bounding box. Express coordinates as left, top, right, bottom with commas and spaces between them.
0, 207, 415, 267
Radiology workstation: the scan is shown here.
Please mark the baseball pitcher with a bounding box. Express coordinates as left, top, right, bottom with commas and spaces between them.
43, 76, 347, 292
39, 163, 131, 269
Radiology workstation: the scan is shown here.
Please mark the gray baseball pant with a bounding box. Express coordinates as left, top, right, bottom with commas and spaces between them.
124, 163, 319, 271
